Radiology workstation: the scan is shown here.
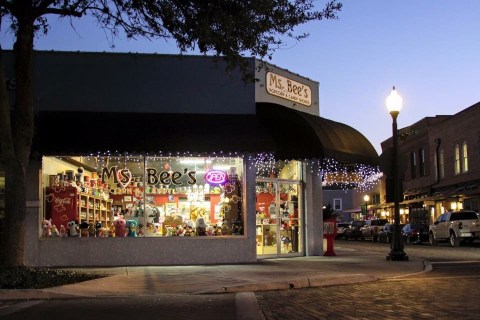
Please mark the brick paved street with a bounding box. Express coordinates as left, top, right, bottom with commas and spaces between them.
256, 277, 480, 319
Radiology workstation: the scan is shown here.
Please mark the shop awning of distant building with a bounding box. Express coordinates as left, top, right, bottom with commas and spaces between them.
34, 104, 378, 166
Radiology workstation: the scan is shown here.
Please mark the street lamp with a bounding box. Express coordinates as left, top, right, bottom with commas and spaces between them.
363, 195, 370, 217
386, 86, 408, 261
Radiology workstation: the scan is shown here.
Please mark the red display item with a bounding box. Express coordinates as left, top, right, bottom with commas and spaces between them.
45, 186, 79, 231
323, 218, 337, 256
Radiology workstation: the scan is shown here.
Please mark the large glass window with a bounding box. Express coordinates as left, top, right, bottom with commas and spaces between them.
419, 148, 426, 177
462, 142, 468, 173
42, 155, 243, 238
439, 149, 445, 178
454, 144, 461, 175
410, 151, 417, 179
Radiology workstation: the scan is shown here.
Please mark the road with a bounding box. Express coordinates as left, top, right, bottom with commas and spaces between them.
1, 241, 479, 320
256, 241, 480, 319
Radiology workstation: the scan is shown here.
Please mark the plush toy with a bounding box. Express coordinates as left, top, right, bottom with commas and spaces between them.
95, 221, 103, 237
176, 225, 185, 236
67, 220, 78, 237
59, 224, 68, 237
165, 226, 174, 236
206, 225, 214, 236
195, 217, 207, 236
87, 222, 96, 237
80, 221, 90, 238
145, 222, 155, 236
50, 224, 60, 237
127, 220, 138, 237
114, 218, 127, 237
108, 223, 116, 237
137, 223, 144, 237
41, 219, 52, 237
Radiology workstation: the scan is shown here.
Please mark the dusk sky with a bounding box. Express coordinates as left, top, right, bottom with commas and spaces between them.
1, 1, 479, 154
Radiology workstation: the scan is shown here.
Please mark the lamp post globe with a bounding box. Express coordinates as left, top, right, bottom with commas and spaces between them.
386, 86, 408, 261
363, 195, 370, 217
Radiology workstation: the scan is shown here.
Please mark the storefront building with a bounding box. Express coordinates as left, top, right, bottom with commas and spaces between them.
377, 102, 480, 225
2, 51, 378, 267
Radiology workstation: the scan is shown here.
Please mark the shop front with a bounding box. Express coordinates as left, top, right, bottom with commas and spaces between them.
2, 51, 379, 267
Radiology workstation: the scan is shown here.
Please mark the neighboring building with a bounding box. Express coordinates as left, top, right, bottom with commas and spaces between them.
1, 51, 378, 267
378, 102, 480, 224
323, 184, 381, 222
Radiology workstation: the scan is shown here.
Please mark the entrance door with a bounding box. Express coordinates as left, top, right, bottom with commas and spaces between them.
255, 179, 303, 257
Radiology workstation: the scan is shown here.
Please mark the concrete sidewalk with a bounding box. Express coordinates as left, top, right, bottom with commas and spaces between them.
0, 246, 429, 300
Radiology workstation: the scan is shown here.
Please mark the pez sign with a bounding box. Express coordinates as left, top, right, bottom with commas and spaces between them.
205, 170, 227, 184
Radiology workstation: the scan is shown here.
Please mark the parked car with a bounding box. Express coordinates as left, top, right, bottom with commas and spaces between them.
429, 210, 480, 247
344, 221, 365, 240
401, 223, 429, 244
377, 223, 405, 243
360, 219, 389, 242
335, 222, 351, 239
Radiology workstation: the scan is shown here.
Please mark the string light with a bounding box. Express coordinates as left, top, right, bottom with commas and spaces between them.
57, 150, 381, 192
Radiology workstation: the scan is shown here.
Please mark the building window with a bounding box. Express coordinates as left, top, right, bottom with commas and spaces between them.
333, 198, 342, 210
410, 151, 417, 179
433, 152, 438, 181
454, 144, 461, 175
462, 142, 468, 173
439, 149, 445, 178
42, 155, 244, 238
419, 148, 426, 177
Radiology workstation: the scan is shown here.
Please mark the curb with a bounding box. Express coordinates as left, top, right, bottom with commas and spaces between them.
194, 274, 379, 294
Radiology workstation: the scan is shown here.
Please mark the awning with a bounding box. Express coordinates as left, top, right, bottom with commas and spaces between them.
34, 104, 378, 166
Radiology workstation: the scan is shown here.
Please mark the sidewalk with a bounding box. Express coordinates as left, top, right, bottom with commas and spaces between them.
0, 246, 429, 300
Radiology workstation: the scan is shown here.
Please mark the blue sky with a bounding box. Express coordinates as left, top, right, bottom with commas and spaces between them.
1, 0, 479, 154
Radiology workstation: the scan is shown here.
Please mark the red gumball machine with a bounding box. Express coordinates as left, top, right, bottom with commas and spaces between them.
323, 218, 337, 256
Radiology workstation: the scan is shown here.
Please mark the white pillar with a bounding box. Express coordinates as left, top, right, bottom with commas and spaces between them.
305, 167, 323, 256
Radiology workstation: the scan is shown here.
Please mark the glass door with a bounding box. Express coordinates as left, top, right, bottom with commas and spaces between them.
255, 179, 302, 257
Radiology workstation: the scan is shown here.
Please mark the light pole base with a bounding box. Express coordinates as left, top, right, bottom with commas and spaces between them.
386, 252, 409, 261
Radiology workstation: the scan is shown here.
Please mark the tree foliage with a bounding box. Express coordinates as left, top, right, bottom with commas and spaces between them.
0, 0, 341, 267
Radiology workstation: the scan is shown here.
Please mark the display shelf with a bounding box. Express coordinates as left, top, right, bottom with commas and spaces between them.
78, 192, 113, 228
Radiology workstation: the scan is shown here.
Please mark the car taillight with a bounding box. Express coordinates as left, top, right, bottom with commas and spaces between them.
458, 222, 463, 229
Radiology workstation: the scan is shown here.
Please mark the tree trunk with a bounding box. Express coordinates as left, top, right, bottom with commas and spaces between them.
0, 12, 35, 267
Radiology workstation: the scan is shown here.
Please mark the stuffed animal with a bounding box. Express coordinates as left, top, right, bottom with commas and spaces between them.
145, 222, 154, 236
108, 223, 116, 237
137, 223, 144, 237
127, 220, 138, 237
80, 221, 90, 238
59, 224, 68, 237
41, 219, 52, 237
176, 225, 185, 236
195, 217, 207, 236
50, 224, 60, 237
88, 222, 96, 237
67, 220, 78, 237
114, 218, 127, 237
95, 221, 103, 237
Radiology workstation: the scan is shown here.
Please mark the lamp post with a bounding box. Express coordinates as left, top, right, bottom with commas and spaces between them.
386, 86, 408, 261
363, 195, 370, 217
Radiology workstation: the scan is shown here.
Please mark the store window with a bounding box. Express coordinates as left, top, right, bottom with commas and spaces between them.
42, 155, 243, 238
419, 148, 426, 177
462, 142, 468, 173
454, 144, 461, 175
333, 198, 342, 211
439, 149, 445, 178
410, 151, 417, 179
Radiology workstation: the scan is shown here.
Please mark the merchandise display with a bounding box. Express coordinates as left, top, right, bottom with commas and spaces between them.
41, 155, 244, 239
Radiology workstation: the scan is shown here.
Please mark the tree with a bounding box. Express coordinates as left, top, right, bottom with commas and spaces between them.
323, 202, 334, 220
0, 0, 342, 267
